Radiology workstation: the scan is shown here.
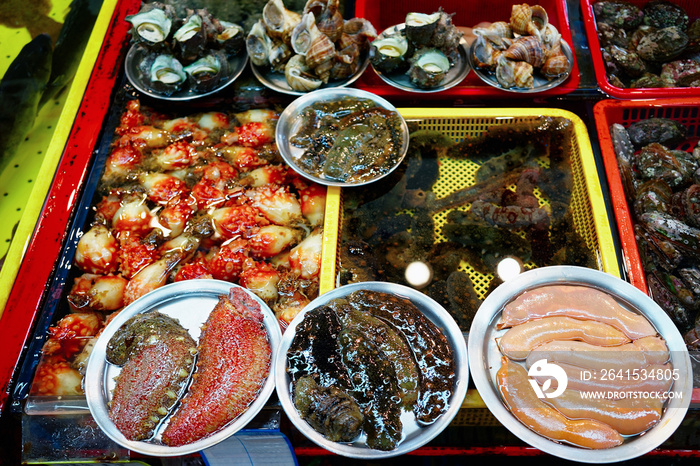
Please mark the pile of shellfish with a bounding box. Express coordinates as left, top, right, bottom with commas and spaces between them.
592, 0, 700, 89
246, 0, 377, 92
369, 9, 464, 89
472, 3, 570, 89
126, 2, 245, 95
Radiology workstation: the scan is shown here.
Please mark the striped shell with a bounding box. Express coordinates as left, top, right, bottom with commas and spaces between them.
504, 35, 546, 68
510, 3, 533, 36
262, 0, 301, 41
496, 54, 533, 89
473, 21, 513, 49
306, 33, 336, 82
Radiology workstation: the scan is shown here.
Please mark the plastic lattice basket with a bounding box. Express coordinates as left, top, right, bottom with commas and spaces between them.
581, 0, 700, 99
322, 107, 619, 320
594, 98, 700, 292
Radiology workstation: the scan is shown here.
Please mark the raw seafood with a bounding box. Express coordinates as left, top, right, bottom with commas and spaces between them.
287, 289, 456, 450
497, 357, 624, 449
293, 376, 364, 442
347, 289, 455, 425
160, 287, 271, 446
497, 316, 631, 360
525, 336, 669, 372
107, 312, 196, 441
290, 96, 405, 183
543, 391, 662, 436
497, 284, 658, 339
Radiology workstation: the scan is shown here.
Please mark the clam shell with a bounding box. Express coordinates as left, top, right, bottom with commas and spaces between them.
504, 36, 546, 68
636, 26, 689, 63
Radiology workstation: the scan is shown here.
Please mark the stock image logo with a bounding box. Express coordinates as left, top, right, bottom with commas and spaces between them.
528, 359, 567, 399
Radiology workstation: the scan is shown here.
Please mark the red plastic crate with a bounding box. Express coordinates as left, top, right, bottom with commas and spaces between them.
582, 0, 700, 99
593, 98, 700, 293
353, 0, 581, 99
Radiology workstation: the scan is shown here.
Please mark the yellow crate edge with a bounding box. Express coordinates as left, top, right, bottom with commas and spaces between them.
0, 0, 120, 317
319, 185, 341, 295
398, 107, 621, 278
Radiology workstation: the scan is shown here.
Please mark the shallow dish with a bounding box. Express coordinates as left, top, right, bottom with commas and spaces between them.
84, 279, 282, 457
369, 23, 471, 93
468, 266, 691, 463
468, 39, 573, 93
275, 88, 409, 187
125, 43, 248, 101
275, 281, 469, 459
250, 54, 369, 96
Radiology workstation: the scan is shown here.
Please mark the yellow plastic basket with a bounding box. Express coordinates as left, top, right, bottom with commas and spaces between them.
319, 107, 620, 297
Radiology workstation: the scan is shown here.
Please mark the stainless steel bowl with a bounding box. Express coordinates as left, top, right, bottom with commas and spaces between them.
275, 281, 469, 459
124, 44, 248, 101
275, 88, 410, 187
84, 280, 282, 457
468, 266, 692, 463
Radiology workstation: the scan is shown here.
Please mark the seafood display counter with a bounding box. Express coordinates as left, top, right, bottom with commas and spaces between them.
2, 0, 700, 464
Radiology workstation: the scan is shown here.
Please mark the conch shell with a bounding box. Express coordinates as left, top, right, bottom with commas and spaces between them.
284, 54, 323, 91
473, 34, 503, 70
473, 21, 513, 49
510, 3, 548, 38
504, 35, 546, 68
262, 0, 301, 42
331, 42, 360, 79
339, 17, 377, 51
541, 43, 570, 79
247, 19, 273, 66
291, 12, 323, 56
305, 0, 344, 42
496, 54, 533, 88
305, 32, 336, 82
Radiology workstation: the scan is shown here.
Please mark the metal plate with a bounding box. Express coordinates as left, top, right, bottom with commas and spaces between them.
84, 279, 282, 457
468, 38, 574, 93
124, 44, 248, 101
275, 87, 409, 187
275, 281, 469, 459
369, 23, 471, 93
250, 53, 370, 96
468, 266, 692, 463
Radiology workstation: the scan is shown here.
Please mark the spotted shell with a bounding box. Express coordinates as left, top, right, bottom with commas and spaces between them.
504, 35, 546, 68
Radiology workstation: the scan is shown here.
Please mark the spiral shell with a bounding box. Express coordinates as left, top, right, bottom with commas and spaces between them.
263, 0, 301, 42
473, 21, 513, 49
285, 54, 323, 91
291, 12, 322, 56
504, 35, 546, 68
541, 47, 570, 79
528, 4, 549, 37
510, 3, 533, 36
496, 54, 533, 88
340, 17, 377, 52
473, 34, 502, 70
313, 0, 344, 42
306, 33, 336, 82
330, 42, 360, 80
246, 19, 273, 67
